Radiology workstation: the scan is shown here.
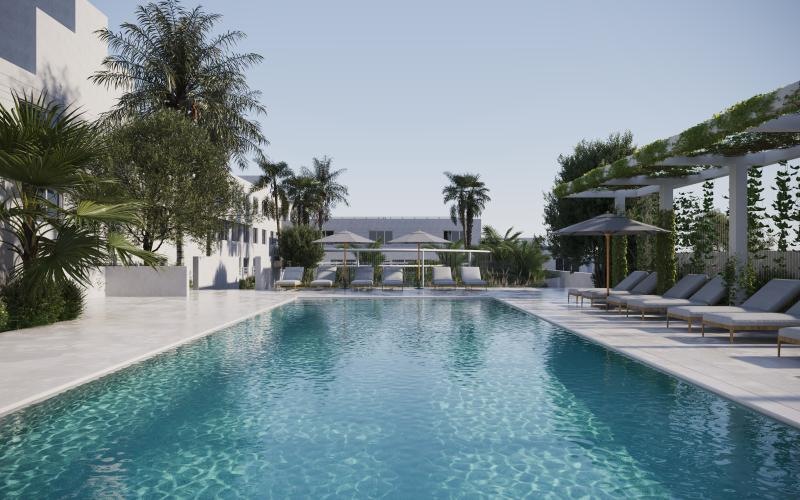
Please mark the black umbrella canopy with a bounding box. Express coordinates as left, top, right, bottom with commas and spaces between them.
554, 213, 668, 236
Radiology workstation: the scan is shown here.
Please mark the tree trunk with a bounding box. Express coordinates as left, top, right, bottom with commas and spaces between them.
273, 193, 282, 238
176, 230, 184, 266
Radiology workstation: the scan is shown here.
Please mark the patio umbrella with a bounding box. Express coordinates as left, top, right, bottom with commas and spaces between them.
313, 231, 374, 286
554, 213, 668, 296
389, 230, 449, 287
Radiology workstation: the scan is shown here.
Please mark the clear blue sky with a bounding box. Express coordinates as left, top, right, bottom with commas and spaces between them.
91, 0, 800, 235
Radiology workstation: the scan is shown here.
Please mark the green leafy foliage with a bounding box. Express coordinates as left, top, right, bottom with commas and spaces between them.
544, 132, 634, 278
0, 299, 8, 331
102, 109, 237, 263
772, 162, 795, 252
92, 0, 266, 167
1, 278, 65, 329
655, 210, 676, 294
0, 92, 159, 290
59, 281, 85, 321
480, 226, 548, 286
747, 167, 772, 258
611, 236, 627, 285
279, 225, 324, 269
442, 172, 491, 248
238, 276, 256, 289
251, 160, 292, 238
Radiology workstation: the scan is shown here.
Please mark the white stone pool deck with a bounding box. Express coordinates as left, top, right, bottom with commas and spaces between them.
1, 288, 799, 429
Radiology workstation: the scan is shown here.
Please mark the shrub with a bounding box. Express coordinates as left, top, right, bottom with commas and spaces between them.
279, 225, 324, 268
60, 281, 86, 321
0, 298, 8, 331
239, 276, 256, 289
1, 278, 65, 330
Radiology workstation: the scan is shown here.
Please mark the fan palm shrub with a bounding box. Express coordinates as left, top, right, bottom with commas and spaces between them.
480, 226, 548, 286
0, 93, 157, 327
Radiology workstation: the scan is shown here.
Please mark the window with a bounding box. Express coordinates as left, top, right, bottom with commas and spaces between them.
368, 230, 392, 243
244, 225, 250, 243
443, 230, 464, 243
262, 229, 267, 244
323, 230, 334, 237
218, 221, 228, 241
253, 228, 258, 244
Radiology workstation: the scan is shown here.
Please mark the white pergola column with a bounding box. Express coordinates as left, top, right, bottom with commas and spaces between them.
728, 165, 749, 264
614, 194, 626, 215
659, 184, 674, 211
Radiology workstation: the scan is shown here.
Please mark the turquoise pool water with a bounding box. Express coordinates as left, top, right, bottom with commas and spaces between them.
1, 298, 799, 497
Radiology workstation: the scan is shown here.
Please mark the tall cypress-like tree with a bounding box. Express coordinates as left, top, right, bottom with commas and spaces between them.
544, 132, 634, 282
747, 168, 771, 258
772, 161, 794, 252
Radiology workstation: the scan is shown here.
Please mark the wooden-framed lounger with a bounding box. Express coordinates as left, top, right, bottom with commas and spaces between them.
701, 299, 800, 343
431, 266, 457, 289
381, 266, 404, 290
627, 275, 726, 320
778, 327, 800, 357
350, 266, 375, 290
667, 278, 800, 333
608, 274, 706, 316
568, 270, 649, 305
275, 266, 305, 290
460, 266, 488, 290
309, 266, 337, 289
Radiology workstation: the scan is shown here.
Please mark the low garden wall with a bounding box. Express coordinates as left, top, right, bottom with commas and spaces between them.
105, 266, 188, 297
191, 256, 242, 290
544, 271, 593, 289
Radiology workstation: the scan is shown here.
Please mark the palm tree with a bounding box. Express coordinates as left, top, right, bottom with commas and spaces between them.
0, 92, 158, 287
442, 172, 491, 248
307, 156, 349, 231
480, 226, 547, 285
251, 159, 293, 238
91, 0, 266, 167
284, 174, 321, 226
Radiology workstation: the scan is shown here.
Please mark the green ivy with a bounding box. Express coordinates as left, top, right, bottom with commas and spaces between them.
611, 236, 628, 285
555, 84, 800, 197
654, 210, 676, 294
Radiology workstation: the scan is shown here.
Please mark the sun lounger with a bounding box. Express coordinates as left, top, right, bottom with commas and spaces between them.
382, 266, 404, 290
568, 270, 649, 304
581, 272, 655, 307
667, 278, 800, 332
460, 266, 487, 289
350, 266, 375, 290
275, 266, 304, 289
601, 272, 658, 310
701, 299, 800, 343
432, 267, 457, 288
627, 275, 726, 320
310, 266, 337, 288
608, 274, 707, 315
777, 326, 800, 357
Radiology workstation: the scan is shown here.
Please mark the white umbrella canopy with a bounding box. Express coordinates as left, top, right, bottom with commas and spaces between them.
554, 213, 668, 296
313, 231, 375, 287
389, 230, 450, 286
388, 230, 449, 245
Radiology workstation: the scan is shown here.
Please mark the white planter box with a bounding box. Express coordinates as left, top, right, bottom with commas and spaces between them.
105, 266, 188, 297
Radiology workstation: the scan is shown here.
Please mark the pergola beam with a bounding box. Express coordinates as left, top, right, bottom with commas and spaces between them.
602, 166, 730, 188
747, 113, 800, 133
566, 185, 659, 199
656, 144, 800, 168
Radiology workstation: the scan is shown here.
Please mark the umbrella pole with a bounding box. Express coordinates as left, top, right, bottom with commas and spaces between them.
343, 242, 348, 288
417, 243, 421, 288
605, 233, 611, 297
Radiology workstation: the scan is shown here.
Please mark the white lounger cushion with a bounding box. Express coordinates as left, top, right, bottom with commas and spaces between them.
310, 266, 337, 287
432, 267, 456, 285
382, 267, 404, 285
276, 267, 304, 286
703, 301, 800, 328
626, 297, 694, 309
460, 266, 487, 285
668, 305, 747, 320
351, 266, 374, 287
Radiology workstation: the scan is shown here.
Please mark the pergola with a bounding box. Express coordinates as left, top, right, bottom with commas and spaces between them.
556, 80, 800, 266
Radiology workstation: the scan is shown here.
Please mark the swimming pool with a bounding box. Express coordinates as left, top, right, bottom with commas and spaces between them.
0, 298, 798, 497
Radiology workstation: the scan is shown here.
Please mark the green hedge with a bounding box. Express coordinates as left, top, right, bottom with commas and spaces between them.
1, 279, 86, 330
655, 210, 676, 294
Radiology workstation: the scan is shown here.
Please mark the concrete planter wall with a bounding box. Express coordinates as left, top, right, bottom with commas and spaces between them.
545, 271, 593, 289
105, 266, 188, 297
192, 256, 241, 290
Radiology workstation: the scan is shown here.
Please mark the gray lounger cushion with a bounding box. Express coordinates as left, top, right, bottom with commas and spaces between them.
432, 267, 456, 286
351, 266, 375, 287
668, 305, 747, 320
585, 272, 656, 300
779, 327, 800, 341
310, 266, 337, 287
571, 270, 650, 296
677, 278, 800, 318
628, 277, 726, 310
609, 274, 705, 307
382, 267, 404, 286
276, 267, 304, 286
703, 300, 800, 328
460, 266, 487, 286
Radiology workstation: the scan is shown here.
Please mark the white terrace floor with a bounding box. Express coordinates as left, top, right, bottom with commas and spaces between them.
1, 288, 799, 429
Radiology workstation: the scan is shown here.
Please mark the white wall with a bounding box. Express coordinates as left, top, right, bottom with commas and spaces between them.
0, 0, 118, 116
192, 256, 241, 290
105, 266, 188, 297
